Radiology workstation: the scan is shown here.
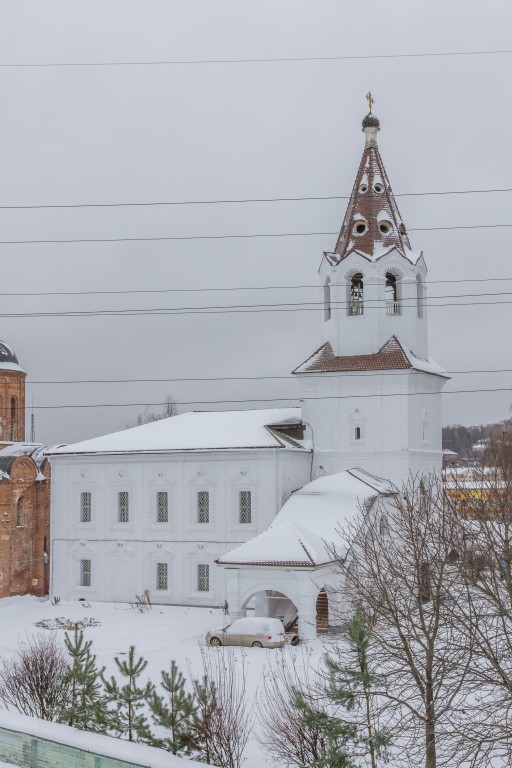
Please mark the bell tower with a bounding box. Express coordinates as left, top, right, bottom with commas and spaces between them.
0, 340, 26, 443
294, 106, 449, 485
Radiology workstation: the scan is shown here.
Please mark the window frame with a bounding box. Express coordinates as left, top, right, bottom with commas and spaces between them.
196, 563, 210, 593
156, 490, 169, 524
80, 491, 92, 523
196, 490, 210, 524
117, 490, 130, 523
79, 558, 91, 588
156, 561, 168, 591
238, 489, 252, 524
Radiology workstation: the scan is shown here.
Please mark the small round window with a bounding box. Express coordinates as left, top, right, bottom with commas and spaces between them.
373, 182, 384, 193
353, 221, 368, 236
399, 222, 407, 235
359, 183, 368, 193
379, 220, 393, 235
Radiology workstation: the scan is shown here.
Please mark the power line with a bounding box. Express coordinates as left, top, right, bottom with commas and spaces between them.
0, 276, 511, 299
0, 223, 512, 246
1, 49, 510, 68
19, 387, 512, 411
24, 368, 512, 386
0, 186, 511, 211
3, 294, 512, 319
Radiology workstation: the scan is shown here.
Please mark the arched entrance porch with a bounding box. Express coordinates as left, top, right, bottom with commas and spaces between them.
243, 589, 298, 632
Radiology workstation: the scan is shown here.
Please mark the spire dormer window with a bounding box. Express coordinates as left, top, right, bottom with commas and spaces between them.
348, 273, 364, 316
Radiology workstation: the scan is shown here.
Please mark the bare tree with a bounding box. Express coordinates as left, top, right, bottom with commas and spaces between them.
124, 394, 178, 429
0, 633, 70, 720
445, 431, 512, 766
334, 474, 470, 768
257, 646, 328, 767
191, 646, 250, 768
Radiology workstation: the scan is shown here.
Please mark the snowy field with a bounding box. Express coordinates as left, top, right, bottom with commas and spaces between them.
0, 596, 325, 767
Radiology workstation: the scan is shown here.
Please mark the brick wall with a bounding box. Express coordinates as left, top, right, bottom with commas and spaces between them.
0, 457, 50, 599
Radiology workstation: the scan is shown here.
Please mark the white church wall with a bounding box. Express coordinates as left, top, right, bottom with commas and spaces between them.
49, 448, 311, 606
319, 250, 428, 360
299, 368, 444, 484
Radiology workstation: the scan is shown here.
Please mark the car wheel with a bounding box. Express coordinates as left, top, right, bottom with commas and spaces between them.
210, 637, 222, 646
251, 641, 263, 648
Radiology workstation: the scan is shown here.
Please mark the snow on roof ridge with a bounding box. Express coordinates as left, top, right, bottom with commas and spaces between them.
48, 407, 306, 457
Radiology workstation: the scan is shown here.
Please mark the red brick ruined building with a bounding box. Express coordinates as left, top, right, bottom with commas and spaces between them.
0, 340, 50, 597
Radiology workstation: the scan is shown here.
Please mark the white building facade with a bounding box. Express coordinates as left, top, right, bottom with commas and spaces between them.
217, 110, 449, 638
48, 410, 310, 605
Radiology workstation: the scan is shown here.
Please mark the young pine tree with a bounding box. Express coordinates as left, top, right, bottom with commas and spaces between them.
102, 645, 154, 743
61, 627, 106, 732
294, 611, 389, 768
149, 661, 197, 755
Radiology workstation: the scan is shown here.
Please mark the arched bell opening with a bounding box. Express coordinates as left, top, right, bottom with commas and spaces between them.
385, 272, 401, 316
323, 278, 331, 321
348, 273, 364, 316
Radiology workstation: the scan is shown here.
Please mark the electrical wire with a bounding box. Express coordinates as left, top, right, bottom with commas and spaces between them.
0, 223, 510, 245
0, 276, 511, 298
23, 368, 512, 386
2, 295, 512, 319
18, 387, 512, 411
0, 186, 511, 210
1, 49, 511, 68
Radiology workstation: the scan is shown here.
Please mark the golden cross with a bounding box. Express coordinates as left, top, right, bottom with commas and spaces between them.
366, 91, 374, 113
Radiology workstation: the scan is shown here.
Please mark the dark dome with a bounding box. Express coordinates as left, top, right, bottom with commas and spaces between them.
362, 113, 380, 129
0, 340, 19, 366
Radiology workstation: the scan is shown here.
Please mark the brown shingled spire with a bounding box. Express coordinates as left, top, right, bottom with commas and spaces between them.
333, 113, 411, 262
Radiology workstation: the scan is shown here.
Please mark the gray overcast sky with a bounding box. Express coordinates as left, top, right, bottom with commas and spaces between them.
0, 0, 511, 445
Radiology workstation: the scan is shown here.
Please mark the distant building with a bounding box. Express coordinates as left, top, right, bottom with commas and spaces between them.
0, 341, 51, 597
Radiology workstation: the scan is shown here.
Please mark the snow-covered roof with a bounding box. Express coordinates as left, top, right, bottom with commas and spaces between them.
218, 469, 392, 568
0, 339, 24, 373
0, 442, 57, 479
47, 408, 309, 457
294, 335, 449, 378
0, 710, 205, 768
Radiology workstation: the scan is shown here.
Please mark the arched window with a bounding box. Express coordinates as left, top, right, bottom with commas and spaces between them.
348, 273, 364, 316
10, 398, 17, 442
379, 515, 389, 537
385, 273, 400, 315
422, 410, 429, 444
416, 275, 424, 318
323, 278, 331, 321
16, 497, 25, 527
355, 426, 361, 440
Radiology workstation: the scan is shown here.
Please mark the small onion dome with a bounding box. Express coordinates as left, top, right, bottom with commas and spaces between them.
362, 112, 380, 130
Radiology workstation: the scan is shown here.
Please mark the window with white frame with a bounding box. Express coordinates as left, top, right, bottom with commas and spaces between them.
197, 491, 209, 524
118, 491, 129, 523
239, 490, 252, 524
156, 562, 168, 591
80, 559, 91, 587
197, 563, 210, 592
80, 491, 92, 523
156, 491, 169, 523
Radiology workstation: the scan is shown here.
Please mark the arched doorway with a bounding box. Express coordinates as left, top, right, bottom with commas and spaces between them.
243, 590, 298, 632
316, 588, 329, 635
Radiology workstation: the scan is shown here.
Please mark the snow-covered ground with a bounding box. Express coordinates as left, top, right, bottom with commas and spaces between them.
0, 596, 325, 767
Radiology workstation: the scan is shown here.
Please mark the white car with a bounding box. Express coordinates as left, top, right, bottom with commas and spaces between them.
205, 616, 287, 648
